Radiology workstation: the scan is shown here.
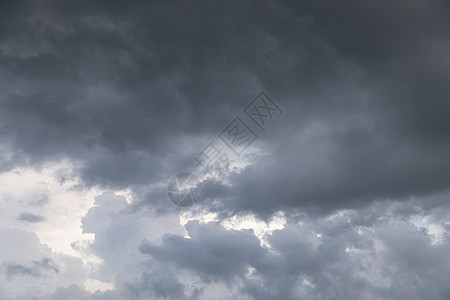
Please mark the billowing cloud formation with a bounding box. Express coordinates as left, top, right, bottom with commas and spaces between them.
0, 0, 449, 299
37, 192, 450, 299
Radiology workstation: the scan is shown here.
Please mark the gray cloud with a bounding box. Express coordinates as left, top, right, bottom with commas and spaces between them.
4, 263, 35, 277
0, 0, 448, 216
17, 191, 445, 300
139, 221, 266, 283
3, 258, 59, 280
18, 213, 46, 223
1, 1, 450, 299
134, 202, 450, 300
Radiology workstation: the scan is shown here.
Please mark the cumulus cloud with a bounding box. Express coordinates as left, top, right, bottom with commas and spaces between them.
57, 193, 450, 299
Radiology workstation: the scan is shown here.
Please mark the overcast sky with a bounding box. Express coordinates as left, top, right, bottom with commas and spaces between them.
1, 0, 450, 299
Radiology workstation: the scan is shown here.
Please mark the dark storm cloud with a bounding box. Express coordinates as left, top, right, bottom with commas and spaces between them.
0, 0, 449, 214
18, 212, 46, 223
0, 2, 447, 298
193, 0, 450, 215
139, 221, 266, 283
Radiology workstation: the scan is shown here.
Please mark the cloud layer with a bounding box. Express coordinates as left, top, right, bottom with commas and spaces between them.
0, 0, 449, 299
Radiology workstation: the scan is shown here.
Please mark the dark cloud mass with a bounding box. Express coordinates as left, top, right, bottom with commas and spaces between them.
0, 0, 450, 299
0, 0, 449, 210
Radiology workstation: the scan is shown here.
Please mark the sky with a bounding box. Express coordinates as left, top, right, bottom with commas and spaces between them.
0, 0, 450, 299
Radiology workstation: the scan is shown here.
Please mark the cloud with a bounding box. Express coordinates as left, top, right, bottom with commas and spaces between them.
139, 221, 266, 283
0, 228, 88, 299
2, 191, 446, 299
0, 0, 448, 217
138, 201, 450, 299
4, 258, 58, 279
18, 212, 46, 223
0, 0, 450, 299
59, 192, 450, 299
